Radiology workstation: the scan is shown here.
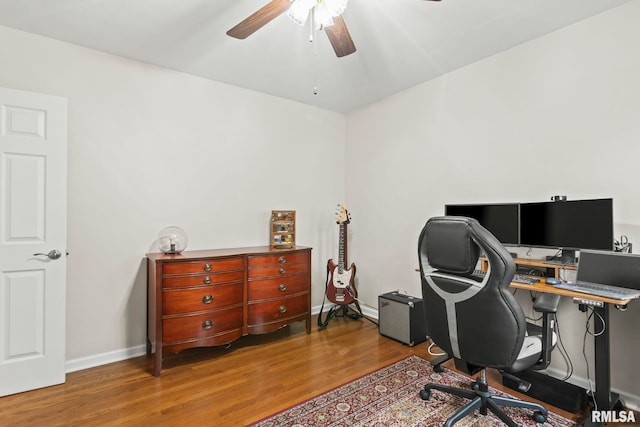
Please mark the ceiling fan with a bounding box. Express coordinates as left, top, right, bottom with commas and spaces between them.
226, 0, 442, 58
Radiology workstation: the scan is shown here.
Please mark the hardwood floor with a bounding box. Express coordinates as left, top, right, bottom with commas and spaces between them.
0, 314, 580, 426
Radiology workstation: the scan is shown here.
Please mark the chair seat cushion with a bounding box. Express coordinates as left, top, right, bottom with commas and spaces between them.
510, 333, 557, 372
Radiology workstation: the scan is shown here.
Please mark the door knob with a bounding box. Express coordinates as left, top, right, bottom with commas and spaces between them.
33, 249, 62, 260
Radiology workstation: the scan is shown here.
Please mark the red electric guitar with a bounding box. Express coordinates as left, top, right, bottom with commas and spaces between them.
326, 205, 358, 305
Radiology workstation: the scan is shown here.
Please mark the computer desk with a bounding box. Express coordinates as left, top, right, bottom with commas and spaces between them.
419, 259, 632, 412
510, 280, 633, 412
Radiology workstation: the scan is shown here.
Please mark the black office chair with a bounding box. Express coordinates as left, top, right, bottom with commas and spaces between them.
417, 216, 556, 427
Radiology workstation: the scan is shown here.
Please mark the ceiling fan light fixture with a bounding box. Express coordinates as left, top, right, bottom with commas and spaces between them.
321, 0, 348, 18
287, 0, 316, 26
288, 0, 347, 29
227, 0, 356, 58
314, 3, 335, 28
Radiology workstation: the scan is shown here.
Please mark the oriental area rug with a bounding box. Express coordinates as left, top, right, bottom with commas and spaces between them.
250, 355, 576, 427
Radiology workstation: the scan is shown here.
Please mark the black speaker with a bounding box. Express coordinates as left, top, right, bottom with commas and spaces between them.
378, 292, 427, 346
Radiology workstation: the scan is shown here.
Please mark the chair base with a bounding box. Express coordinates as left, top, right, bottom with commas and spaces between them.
420, 370, 548, 427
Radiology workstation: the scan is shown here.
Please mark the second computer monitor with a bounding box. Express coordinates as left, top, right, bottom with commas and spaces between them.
444, 203, 519, 245
519, 198, 613, 251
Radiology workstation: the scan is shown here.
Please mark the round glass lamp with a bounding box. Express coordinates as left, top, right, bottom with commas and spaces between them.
157, 226, 188, 254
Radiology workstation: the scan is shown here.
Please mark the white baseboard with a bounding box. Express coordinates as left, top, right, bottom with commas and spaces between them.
65, 344, 147, 373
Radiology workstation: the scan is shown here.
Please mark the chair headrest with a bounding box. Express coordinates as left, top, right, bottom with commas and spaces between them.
423, 216, 480, 275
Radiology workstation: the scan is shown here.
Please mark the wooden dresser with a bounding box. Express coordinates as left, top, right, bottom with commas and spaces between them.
147, 246, 311, 376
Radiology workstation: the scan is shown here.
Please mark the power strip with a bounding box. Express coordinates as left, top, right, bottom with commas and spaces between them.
572, 297, 604, 308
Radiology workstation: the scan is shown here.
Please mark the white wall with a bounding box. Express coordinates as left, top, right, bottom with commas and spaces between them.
346, 1, 640, 409
2, 0, 639, 409
0, 26, 345, 363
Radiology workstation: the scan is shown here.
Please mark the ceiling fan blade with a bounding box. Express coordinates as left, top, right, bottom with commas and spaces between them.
324, 16, 356, 58
227, 0, 292, 39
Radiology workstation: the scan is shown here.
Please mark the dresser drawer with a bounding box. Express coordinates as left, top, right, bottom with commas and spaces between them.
248, 262, 308, 279
248, 275, 309, 302
247, 252, 308, 267
163, 283, 243, 315
162, 258, 244, 275
163, 330, 244, 354
162, 270, 244, 289
162, 307, 243, 343
248, 294, 308, 325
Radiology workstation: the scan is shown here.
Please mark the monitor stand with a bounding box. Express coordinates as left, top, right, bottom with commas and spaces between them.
561, 249, 577, 265
545, 249, 577, 266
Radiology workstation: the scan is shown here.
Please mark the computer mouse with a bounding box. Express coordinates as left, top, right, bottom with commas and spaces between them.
546, 278, 562, 285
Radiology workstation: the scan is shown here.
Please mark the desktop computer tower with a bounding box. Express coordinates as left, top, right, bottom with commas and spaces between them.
378, 292, 427, 347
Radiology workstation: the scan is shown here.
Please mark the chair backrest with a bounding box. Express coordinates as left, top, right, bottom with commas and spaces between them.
418, 216, 526, 369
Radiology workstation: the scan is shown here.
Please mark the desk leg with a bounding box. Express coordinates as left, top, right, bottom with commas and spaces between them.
593, 304, 616, 410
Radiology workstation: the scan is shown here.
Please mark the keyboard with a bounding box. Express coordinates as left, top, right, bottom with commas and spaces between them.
473, 270, 540, 285
553, 281, 640, 300
512, 275, 540, 285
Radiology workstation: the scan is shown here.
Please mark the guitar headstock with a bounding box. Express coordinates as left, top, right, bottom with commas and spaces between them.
336, 204, 351, 225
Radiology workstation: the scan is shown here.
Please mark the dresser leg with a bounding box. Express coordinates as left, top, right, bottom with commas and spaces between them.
154, 350, 162, 377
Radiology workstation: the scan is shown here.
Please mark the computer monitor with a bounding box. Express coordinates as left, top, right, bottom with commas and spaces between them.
444, 203, 519, 245
577, 250, 640, 291
520, 198, 613, 262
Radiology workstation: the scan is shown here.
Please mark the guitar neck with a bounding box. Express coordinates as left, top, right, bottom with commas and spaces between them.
338, 222, 348, 273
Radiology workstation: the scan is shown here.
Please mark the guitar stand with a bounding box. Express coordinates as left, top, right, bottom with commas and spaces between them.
317, 301, 364, 330
336, 304, 363, 320
318, 299, 380, 330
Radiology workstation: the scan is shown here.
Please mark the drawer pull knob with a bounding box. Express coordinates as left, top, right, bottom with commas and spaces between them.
278, 305, 287, 314
202, 294, 214, 304
202, 320, 213, 330
278, 283, 287, 292
203, 276, 211, 284
279, 268, 286, 274
279, 256, 286, 264
204, 263, 212, 271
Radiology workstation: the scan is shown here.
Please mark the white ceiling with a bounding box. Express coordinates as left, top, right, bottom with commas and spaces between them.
0, 0, 632, 113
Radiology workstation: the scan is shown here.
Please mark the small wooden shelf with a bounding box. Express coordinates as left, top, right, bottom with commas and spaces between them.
271, 210, 296, 249
479, 257, 576, 279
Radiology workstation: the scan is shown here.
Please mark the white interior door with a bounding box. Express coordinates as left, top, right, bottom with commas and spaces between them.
0, 87, 67, 396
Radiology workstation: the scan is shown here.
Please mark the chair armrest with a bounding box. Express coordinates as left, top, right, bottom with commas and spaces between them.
530, 293, 560, 370
533, 293, 561, 313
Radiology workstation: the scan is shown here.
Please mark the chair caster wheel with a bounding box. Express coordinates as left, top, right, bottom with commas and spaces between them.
433, 364, 444, 373
532, 410, 547, 423
419, 389, 431, 400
